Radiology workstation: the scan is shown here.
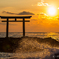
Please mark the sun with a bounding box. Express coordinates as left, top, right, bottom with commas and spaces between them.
48, 6, 56, 16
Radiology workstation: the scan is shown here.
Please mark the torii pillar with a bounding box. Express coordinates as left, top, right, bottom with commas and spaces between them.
1, 16, 32, 38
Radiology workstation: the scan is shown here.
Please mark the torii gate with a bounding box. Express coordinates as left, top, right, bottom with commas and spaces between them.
1, 16, 32, 38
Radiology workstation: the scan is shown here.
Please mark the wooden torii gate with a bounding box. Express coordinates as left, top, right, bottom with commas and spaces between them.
1, 16, 32, 38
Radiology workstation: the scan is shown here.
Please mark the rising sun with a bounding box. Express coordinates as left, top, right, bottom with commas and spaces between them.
48, 6, 56, 16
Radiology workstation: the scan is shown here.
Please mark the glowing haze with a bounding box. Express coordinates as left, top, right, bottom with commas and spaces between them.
0, 0, 59, 32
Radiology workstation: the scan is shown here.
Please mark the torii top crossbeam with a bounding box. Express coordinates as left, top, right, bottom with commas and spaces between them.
1, 16, 31, 18
1, 16, 32, 38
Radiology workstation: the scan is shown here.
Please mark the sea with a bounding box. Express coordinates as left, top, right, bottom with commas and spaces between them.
0, 32, 59, 40
0, 32, 59, 59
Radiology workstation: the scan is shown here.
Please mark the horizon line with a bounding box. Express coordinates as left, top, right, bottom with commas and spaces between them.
0, 32, 57, 33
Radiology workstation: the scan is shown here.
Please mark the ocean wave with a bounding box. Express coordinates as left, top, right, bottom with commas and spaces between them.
0, 37, 59, 59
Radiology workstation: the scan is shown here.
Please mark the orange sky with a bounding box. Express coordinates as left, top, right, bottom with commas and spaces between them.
0, 0, 59, 32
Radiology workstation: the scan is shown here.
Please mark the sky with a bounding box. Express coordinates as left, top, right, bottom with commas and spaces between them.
0, 0, 59, 32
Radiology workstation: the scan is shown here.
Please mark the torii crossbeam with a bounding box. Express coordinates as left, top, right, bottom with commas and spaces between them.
1, 16, 32, 38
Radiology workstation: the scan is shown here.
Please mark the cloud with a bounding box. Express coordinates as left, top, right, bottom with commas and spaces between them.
0, 22, 16, 25
37, 13, 47, 16
32, 0, 51, 6
0, 23, 6, 25
37, 2, 51, 6
2, 11, 35, 15
31, 19, 37, 21
2, 11, 16, 14
37, 0, 51, 6
17, 11, 35, 15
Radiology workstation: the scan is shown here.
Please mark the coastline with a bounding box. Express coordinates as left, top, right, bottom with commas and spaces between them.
0, 37, 59, 53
